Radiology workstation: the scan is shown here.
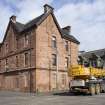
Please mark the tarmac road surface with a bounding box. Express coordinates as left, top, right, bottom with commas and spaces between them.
0, 91, 105, 105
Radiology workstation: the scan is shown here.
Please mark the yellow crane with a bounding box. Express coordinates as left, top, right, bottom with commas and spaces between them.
68, 65, 105, 95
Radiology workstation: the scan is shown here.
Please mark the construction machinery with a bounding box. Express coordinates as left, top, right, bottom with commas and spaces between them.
68, 65, 105, 95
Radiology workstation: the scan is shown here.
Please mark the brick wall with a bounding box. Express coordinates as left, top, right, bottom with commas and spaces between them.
35, 14, 78, 92
0, 12, 79, 92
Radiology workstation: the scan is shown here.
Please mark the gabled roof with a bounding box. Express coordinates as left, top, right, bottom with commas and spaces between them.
15, 22, 24, 32
13, 12, 79, 44
1, 4, 80, 46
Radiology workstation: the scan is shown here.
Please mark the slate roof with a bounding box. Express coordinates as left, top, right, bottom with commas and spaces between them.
13, 12, 79, 44
80, 49, 105, 58
15, 22, 24, 32
61, 29, 80, 44
14, 14, 44, 33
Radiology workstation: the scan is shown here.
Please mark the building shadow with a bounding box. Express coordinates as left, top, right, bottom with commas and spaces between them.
53, 91, 90, 96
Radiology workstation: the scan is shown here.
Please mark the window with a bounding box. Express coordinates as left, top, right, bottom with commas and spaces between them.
52, 73, 57, 89
5, 59, 9, 70
65, 41, 68, 51
15, 77, 19, 88
62, 74, 66, 85
16, 39, 19, 49
16, 56, 18, 68
52, 36, 56, 48
52, 54, 57, 66
25, 34, 29, 47
6, 59, 8, 66
5, 43, 8, 53
0, 60, 1, 70
24, 53, 28, 66
24, 74, 28, 87
65, 57, 69, 68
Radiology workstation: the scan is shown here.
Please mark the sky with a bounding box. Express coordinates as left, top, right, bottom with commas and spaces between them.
0, 0, 105, 51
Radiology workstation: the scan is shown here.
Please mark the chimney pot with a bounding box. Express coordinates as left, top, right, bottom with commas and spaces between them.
44, 4, 54, 13
62, 26, 71, 34
10, 15, 16, 23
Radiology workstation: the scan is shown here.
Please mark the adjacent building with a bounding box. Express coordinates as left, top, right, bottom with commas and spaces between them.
79, 49, 105, 69
0, 4, 79, 92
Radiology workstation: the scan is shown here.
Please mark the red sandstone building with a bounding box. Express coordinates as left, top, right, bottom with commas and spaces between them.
0, 4, 79, 92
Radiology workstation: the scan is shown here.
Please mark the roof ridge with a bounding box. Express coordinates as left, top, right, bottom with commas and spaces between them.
85, 48, 105, 53
25, 14, 44, 26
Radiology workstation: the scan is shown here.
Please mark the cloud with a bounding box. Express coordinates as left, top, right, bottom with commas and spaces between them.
0, 0, 105, 51
0, 2, 13, 42
0, 0, 53, 42
55, 0, 105, 51
16, 0, 53, 23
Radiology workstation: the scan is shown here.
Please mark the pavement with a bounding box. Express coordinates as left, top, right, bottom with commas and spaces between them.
0, 91, 105, 105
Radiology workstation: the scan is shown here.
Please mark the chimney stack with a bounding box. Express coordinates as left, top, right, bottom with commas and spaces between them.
62, 26, 71, 34
10, 15, 16, 23
44, 4, 54, 13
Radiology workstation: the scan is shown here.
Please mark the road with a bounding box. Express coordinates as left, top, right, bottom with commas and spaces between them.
0, 91, 105, 105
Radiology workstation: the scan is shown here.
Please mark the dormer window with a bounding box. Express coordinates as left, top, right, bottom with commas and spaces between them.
52, 36, 56, 48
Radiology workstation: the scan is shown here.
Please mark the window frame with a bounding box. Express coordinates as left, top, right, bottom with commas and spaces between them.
5, 58, 9, 70
52, 36, 57, 48
65, 41, 69, 51
24, 33, 30, 47
61, 74, 66, 85
5, 43, 8, 53
24, 52, 29, 67
0, 60, 1, 70
16, 56, 18, 68
65, 57, 69, 68
52, 54, 57, 66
